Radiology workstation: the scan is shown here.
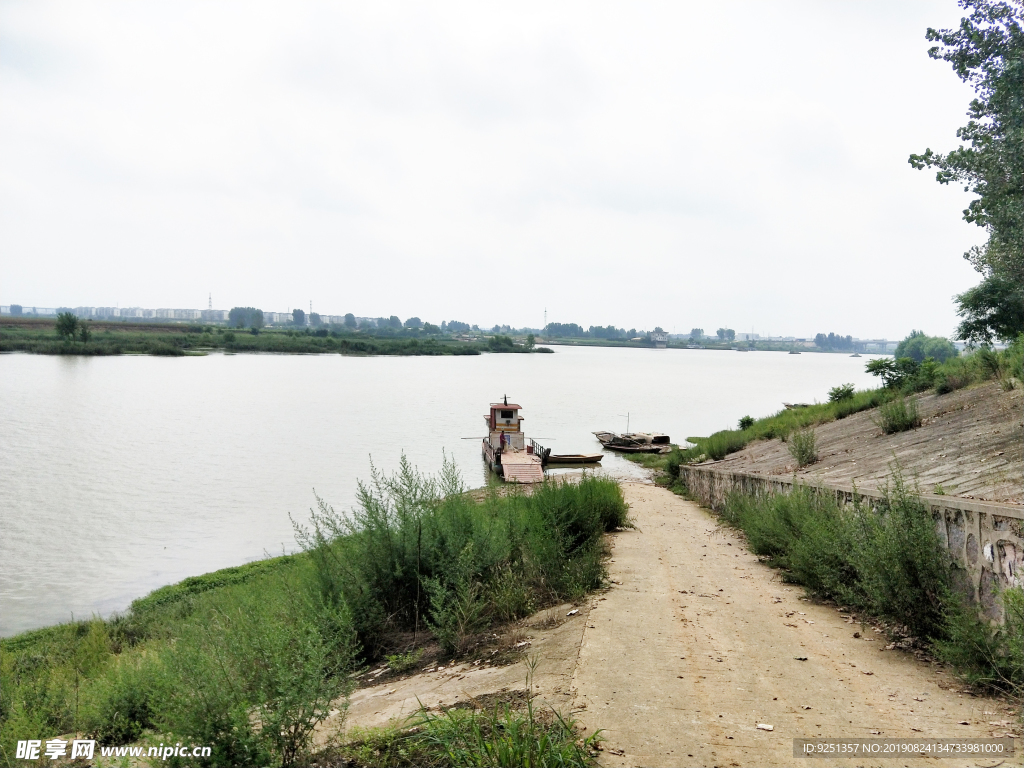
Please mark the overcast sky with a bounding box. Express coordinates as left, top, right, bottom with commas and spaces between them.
1, 1, 987, 338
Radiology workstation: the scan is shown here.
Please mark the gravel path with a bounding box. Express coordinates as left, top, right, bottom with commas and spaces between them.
571, 483, 1019, 767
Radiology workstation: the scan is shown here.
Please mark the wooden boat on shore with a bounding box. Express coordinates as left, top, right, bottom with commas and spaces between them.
593, 431, 671, 454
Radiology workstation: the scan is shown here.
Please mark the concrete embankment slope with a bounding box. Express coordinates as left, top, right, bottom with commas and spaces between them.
705, 381, 1022, 504
571, 484, 1019, 768
678, 382, 1023, 619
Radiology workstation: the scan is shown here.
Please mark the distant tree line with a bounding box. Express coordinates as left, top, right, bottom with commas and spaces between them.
543, 323, 638, 339
229, 307, 264, 330
814, 332, 854, 351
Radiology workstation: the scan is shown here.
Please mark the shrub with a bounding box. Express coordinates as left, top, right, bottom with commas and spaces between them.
875, 396, 921, 434
852, 471, 953, 640
787, 428, 818, 467
425, 542, 489, 655
738, 415, 754, 430
720, 472, 953, 638
828, 383, 855, 402
722, 487, 862, 606
293, 458, 629, 659
84, 656, 159, 745
935, 372, 970, 395
935, 586, 1023, 696
158, 576, 357, 767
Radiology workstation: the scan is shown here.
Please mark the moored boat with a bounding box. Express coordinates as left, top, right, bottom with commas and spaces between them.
482, 397, 544, 483
593, 430, 671, 453
546, 453, 603, 464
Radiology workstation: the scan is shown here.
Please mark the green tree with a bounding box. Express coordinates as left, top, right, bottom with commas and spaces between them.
689, 328, 704, 340
909, 1, 1024, 342
55, 311, 78, 341
344, 313, 357, 328
866, 357, 921, 388
404, 317, 422, 329
893, 330, 959, 362
292, 308, 306, 326
228, 307, 264, 329
78, 322, 92, 344
716, 328, 727, 341
725, 328, 736, 342
525, 333, 536, 348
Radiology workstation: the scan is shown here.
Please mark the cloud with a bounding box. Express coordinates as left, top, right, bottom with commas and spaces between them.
0, 0, 983, 337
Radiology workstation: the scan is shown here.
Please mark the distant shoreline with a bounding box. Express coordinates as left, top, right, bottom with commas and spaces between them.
0, 317, 552, 357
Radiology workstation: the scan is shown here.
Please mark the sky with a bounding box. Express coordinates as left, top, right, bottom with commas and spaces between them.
0, 1, 988, 339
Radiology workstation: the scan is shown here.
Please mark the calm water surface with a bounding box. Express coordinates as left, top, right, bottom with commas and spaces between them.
0, 346, 882, 635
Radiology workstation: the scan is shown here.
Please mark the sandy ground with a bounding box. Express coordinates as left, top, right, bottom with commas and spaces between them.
573, 483, 1019, 768
331, 482, 1019, 767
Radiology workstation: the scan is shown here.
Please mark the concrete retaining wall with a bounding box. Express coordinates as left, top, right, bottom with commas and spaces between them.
678, 465, 1024, 622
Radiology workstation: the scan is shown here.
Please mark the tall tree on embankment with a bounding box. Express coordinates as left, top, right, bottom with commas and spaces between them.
910, 1, 1023, 343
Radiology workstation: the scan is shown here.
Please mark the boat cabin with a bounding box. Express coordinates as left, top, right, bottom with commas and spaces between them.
484, 399, 526, 450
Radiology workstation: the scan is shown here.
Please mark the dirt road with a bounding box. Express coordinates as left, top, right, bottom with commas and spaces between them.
336, 480, 1018, 766
570, 483, 1019, 768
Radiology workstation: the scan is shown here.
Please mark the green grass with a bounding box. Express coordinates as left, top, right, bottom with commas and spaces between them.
662, 388, 888, 468
685, 470, 1023, 697
335, 659, 599, 768
0, 462, 624, 767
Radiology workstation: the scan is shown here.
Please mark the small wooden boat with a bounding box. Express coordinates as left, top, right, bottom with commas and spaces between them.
788, 350, 802, 354
593, 431, 671, 453
546, 453, 603, 464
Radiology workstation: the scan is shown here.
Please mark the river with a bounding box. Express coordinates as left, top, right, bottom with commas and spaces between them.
0, 345, 882, 636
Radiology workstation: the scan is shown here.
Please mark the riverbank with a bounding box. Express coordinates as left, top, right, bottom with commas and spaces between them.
0, 470, 626, 766
0, 318, 553, 356
542, 337, 855, 353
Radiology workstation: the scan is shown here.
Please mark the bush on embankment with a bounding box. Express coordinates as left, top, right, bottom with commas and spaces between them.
705, 470, 1022, 696
661, 337, 1023, 472
666, 388, 888, 467
0, 463, 625, 767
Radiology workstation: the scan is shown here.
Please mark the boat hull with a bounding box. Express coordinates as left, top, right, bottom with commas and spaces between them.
547, 453, 603, 464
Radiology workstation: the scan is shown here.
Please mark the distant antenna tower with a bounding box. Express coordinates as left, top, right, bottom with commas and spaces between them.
208, 293, 212, 310
544, 307, 547, 329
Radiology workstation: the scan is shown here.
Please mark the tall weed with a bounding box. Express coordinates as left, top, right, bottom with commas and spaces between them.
875, 396, 921, 434
787, 428, 818, 467
158, 574, 358, 767
719, 469, 1018, 694
292, 458, 629, 659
